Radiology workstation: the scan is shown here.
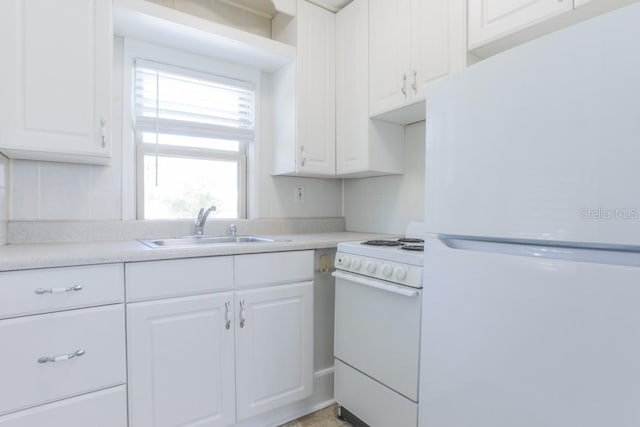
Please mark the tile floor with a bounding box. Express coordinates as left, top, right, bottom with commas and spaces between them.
281, 404, 351, 427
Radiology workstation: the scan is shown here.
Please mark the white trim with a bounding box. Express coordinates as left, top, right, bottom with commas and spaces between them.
314, 366, 335, 378
138, 143, 245, 161
121, 39, 260, 220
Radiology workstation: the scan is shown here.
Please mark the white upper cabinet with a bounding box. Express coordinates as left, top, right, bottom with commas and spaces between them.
272, 0, 336, 177
411, 0, 452, 99
468, 0, 573, 50
0, 0, 112, 165
336, 0, 404, 177
369, 0, 453, 120
368, 0, 412, 117
468, 0, 637, 57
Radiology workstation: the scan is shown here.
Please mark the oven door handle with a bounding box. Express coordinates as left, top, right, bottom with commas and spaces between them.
332, 271, 419, 297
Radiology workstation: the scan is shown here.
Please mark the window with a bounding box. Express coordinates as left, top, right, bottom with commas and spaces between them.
134, 59, 255, 219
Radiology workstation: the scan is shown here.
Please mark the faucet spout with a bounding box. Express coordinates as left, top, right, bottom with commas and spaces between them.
195, 205, 216, 236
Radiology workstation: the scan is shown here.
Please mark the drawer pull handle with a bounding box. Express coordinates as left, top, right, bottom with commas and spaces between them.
38, 349, 85, 364
35, 285, 83, 295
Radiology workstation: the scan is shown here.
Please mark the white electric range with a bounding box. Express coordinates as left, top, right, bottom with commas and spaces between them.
333, 222, 426, 427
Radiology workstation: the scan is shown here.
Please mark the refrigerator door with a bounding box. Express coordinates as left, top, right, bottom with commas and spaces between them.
419, 237, 640, 427
425, 3, 640, 247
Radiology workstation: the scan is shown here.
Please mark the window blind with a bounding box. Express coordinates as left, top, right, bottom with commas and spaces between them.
134, 59, 255, 142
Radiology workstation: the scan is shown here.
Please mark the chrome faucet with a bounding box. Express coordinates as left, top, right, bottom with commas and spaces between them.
228, 224, 237, 237
194, 206, 216, 236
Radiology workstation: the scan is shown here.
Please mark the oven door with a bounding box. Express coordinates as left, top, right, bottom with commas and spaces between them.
333, 270, 421, 401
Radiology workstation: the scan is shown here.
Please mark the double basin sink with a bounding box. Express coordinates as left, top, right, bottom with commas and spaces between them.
140, 235, 289, 249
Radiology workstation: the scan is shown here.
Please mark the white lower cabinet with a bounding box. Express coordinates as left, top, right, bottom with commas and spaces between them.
0, 264, 126, 424
0, 386, 127, 427
127, 293, 236, 427
236, 282, 314, 420
0, 305, 126, 415
126, 251, 315, 426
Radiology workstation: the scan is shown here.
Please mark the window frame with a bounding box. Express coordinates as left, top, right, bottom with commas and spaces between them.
135, 139, 248, 220
121, 39, 260, 220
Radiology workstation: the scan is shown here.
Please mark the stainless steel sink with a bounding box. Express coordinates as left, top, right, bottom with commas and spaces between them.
140, 235, 287, 249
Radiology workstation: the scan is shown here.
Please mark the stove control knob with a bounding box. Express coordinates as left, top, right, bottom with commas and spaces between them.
394, 267, 408, 281
382, 264, 393, 278
338, 256, 351, 267
366, 261, 377, 274
351, 258, 362, 271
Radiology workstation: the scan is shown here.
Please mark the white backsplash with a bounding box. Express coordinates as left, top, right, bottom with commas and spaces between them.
7, 217, 346, 244
343, 121, 425, 234
10, 160, 123, 220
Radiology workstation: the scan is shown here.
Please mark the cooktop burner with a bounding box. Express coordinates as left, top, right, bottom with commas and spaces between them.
398, 238, 424, 244
362, 238, 425, 248
401, 244, 424, 252
361, 240, 404, 247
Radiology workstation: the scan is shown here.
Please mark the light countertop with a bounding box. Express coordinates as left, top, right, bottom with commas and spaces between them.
0, 232, 393, 272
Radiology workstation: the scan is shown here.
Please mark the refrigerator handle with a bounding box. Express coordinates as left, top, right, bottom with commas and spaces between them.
438, 237, 640, 267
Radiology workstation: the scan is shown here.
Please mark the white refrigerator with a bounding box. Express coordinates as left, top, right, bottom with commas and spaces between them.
420, 4, 640, 427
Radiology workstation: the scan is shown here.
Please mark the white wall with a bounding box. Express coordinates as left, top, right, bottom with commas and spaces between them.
8, 39, 342, 221
343, 121, 425, 234
0, 155, 7, 244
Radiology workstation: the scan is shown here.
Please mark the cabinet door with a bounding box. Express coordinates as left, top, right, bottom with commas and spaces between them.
0, 0, 111, 164
296, 0, 336, 175
127, 293, 235, 427
336, 0, 369, 175
236, 282, 314, 420
410, 0, 451, 99
369, 0, 411, 116
468, 0, 573, 49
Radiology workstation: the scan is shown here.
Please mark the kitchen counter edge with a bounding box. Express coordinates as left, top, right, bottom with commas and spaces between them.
0, 232, 394, 272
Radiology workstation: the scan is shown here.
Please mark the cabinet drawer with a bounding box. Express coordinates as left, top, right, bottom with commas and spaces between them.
126, 256, 234, 301
0, 264, 123, 319
0, 305, 126, 415
0, 386, 126, 427
234, 251, 314, 288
